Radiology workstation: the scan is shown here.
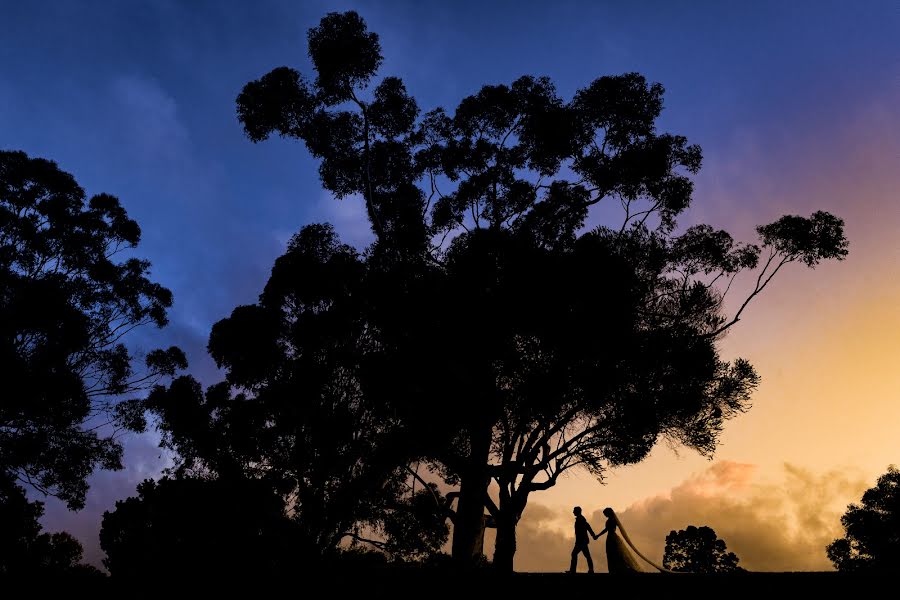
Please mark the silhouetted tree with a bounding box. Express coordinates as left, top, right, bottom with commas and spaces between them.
380, 482, 451, 562
144, 224, 447, 561
663, 525, 742, 573
236, 11, 848, 570
100, 477, 297, 577
0, 479, 102, 576
0, 150, 184, 510
827, 465, 900, 572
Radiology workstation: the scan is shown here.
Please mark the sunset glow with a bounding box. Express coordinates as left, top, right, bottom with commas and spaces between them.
2, 1, 896, 572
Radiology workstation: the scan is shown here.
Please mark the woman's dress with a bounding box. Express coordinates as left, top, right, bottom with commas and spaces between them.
605, 517, 642, 573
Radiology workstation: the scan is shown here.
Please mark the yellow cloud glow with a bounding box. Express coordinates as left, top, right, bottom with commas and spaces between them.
506, 461, 871, 572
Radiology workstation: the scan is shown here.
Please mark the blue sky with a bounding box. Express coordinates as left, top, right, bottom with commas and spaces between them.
2, 0, 896, 568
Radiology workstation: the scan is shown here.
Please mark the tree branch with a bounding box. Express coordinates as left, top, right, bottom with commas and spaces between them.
707, 251, 791, 337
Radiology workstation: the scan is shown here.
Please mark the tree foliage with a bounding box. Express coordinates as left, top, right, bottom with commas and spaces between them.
234, 11, 848, 570
0, 480, 101, 576
380, 482, 451, 561
663, 525, 742, 573
0, 150, 184, 509
144, 223, 448, 561
827, 465, 900, 572
100, 477, 298, 577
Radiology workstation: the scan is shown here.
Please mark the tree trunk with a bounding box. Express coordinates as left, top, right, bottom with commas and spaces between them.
450, 426, 492, 567
492, 511, 517, 572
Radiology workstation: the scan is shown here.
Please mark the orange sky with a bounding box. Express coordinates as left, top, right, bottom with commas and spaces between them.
492, 87, 899, 572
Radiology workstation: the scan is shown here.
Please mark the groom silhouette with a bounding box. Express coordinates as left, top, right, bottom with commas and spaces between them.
569, 506, 596, 573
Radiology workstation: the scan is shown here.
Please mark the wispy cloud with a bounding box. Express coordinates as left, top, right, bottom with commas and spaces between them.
315, 192, 376, 251
110, 75, 190, 164
36, 432, 175, 570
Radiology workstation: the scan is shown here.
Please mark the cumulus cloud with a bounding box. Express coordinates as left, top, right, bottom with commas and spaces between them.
610, 461, 868, 572
502, 461, 869, 572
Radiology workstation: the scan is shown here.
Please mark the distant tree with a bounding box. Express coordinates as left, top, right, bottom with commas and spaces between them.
0, 150, 184, 510
380, 482, 451, 562
236, 11, 848, 570
0, 479, 102, 576
100, 477, 298, 577
827, 465, 900, 572
663, 525, 742, 573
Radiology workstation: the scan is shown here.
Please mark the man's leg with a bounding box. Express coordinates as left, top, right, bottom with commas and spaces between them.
569, 545, 580, 573
583, 546, 594, 573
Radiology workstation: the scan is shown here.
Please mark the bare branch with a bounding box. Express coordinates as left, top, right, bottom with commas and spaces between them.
707, 251, 791, 337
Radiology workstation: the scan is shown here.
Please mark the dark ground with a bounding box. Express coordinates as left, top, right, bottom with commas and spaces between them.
358, 572, 888, 599
17, 571, 893, 598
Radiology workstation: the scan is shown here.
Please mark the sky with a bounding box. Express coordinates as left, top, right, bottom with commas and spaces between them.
1, 0, 897, 571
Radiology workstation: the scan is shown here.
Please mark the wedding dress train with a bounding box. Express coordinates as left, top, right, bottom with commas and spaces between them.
603, 509, 678, 574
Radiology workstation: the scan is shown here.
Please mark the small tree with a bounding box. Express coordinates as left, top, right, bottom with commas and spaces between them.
827, 465, 900, 572
663, 525, 742, 573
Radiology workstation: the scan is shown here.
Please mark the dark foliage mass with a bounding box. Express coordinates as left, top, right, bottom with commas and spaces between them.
109, 223, 451, 569
827, 466, 900, 572
0, 480, 102, 576
0, 150, 184, 510
100, 477, 300, 577
663, 525, 742, 573
232, 10, 847, 570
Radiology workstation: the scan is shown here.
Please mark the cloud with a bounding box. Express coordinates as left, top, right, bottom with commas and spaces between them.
497, 461, 869, 572
275, 192, 375, 254
504, 502, 575, 573
600, 461, 868, 572
37, 432, 173, 570
314, 192, 376, 252
110, 75, 190, 165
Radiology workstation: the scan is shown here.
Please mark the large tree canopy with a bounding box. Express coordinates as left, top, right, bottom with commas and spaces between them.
827, 465, 900, 572
236, 11, 848, 570
0, 150, 184, 509
142, 223, 450, 562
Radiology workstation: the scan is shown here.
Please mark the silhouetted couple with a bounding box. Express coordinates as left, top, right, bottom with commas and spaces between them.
570, 506, 642, 573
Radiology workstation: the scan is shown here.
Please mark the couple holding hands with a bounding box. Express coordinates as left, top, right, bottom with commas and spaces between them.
569, 506, 645, 574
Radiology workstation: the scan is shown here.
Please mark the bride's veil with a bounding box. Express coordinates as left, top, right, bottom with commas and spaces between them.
610, 509, 679, 574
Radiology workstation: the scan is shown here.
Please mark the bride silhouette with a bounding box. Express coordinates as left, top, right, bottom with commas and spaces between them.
594, 507, 677, 574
